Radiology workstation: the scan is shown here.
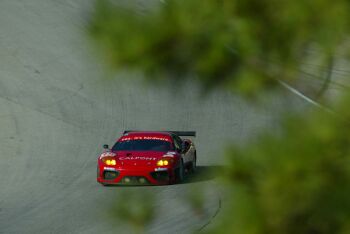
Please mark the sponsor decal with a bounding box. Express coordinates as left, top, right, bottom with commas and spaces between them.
119, 156, 157, 161
155, 168, 168, 171
120, 137, 132, 141
104, 167, 116, 171
163, 151, 176, 158
163, 154, 175, 158
120, 136, 170, 142
99, 152, 116, 159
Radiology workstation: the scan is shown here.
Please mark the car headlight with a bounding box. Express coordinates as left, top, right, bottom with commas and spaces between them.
157, 159, 169, 166
102, 157, 117, 166
106, 159, 116, 166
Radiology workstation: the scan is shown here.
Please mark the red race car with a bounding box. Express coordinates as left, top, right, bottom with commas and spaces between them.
97, 131, 197, 185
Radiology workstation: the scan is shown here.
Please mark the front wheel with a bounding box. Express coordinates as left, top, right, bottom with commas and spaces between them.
190, 155, 197, 173
177, 160, 185, 183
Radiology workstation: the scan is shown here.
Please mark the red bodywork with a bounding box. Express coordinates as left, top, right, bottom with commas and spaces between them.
97, 131, 196, 185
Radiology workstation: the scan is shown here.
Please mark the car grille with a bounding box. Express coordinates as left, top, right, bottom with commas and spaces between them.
150, 171, 169, 182
103, 170, 120, 180
119, 176, 150, 185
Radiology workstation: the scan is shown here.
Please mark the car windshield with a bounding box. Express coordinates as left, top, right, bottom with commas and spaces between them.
112, 140, 172, 152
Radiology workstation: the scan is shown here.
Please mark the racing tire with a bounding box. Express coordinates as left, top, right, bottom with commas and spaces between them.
190, 155, 197, 173
177, 160, 185, 183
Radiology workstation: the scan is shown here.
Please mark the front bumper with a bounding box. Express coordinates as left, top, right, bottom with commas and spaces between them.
97, 165, 176, 185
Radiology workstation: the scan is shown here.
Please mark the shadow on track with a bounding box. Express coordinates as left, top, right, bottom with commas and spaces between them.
184, 165, 224, 184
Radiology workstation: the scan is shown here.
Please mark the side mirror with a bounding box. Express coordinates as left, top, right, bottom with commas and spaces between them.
103, 144, 109, 149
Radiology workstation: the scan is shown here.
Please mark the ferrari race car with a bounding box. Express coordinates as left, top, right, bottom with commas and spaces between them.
97, 131, 197, 185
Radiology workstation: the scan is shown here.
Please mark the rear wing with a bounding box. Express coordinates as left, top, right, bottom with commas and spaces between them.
169, 131, 196, 137
123, 130, 196, 137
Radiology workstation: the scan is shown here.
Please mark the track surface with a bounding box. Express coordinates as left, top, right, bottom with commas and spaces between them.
0, 1, 307, 233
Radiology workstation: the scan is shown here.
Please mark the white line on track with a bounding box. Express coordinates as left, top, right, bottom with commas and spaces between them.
278, 80, 336, 114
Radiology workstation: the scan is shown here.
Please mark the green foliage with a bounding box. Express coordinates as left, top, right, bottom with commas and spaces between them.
90, 0, 350, 233
186, 184, 206, 217
110, 190, 155, 233
215, 97, 350, 234
90, 0, 350, 95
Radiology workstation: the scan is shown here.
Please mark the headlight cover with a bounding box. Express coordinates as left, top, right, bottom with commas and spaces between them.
102, 157, 117, 166
106, 159, 116, 166
157, 158, 173, 166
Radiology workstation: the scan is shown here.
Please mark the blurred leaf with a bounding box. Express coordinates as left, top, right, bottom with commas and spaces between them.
215, 97, 350, 234
90, 1, 350, 233
90, 0, 350, 95
185, 184, 206, 217
110, 189, 155, 233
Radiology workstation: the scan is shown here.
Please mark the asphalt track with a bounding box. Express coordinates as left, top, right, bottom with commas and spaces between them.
0, 1, 309, 233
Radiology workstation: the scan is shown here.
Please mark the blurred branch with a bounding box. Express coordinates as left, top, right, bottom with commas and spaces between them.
90, 0, 350, 96
90, 1, 350, 233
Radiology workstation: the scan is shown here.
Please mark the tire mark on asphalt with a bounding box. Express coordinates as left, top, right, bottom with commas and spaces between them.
0, 94, 92, 133
40, 82, 85, 109
197, 197, 222, 232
